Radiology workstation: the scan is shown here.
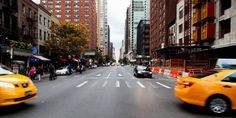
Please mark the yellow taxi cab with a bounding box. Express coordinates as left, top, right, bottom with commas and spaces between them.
175, 69, 236, 114
0, 65, 38, 106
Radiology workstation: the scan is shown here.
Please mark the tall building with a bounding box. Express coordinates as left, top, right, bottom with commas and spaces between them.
150, 0, 177, 61
136, 20, 150, 56
119, 40, 125, 60
109, 42, 113, 59
40, 0, 97, 50
130, 0, 150, 59
96, 0, 101, 49
124, 6, 130, 55
125, 6, 133, 60
99, 0, 108, 56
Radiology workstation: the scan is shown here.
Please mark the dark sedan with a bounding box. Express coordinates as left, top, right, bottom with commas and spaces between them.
133, 65, 152, 78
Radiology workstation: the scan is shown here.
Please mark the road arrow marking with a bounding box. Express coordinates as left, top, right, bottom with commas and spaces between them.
118, 74, 123, 77
76, 81, 88, 88
96, 74, 101, 77
156, 82, 171, 89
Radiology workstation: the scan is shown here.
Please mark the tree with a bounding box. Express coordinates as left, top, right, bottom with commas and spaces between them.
45, 22, 88, 54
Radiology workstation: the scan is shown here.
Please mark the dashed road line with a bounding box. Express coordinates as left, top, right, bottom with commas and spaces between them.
105, 72, 111, 79
127, 72, 135, 79
116, 81, 120, 87
125, 81, 131, 88
76, 81, 88, 88
137, 81, 146, 88
102, 81, 108, 87
156, 82, 171, 89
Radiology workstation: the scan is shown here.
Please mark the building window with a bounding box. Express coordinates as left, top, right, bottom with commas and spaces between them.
44, 17, 46, 26
179, 24, 183, 33
44, 31, 46, 40
39, 29, 42, 40
65, 15, 71, 18
56, 15, 61, 18
39, 15, 42, 24
22, 4, 26, 14
55, 5, 61, 8
179, 9, 183, 19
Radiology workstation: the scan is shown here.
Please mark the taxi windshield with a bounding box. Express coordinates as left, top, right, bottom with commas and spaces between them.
0, 66, 14, 75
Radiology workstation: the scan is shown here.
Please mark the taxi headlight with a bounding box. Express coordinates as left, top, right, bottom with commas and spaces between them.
0, 82, 15, 88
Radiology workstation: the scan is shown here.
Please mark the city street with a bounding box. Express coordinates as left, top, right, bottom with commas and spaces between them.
0, 66, 235, 118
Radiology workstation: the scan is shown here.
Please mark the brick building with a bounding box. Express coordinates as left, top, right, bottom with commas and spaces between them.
40, 0, 97, 50
150, 0, 178, 64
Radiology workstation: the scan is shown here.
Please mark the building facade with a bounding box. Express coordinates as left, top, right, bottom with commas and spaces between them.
136, 20, 150, 56
150, 0, 177, 61
130, 0, 150, 59
40, 0, 97, 50
99, 0, 108, 56
38, 5, 51, 54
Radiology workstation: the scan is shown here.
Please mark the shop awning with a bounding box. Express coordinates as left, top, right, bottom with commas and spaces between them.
32, 55, 50, 61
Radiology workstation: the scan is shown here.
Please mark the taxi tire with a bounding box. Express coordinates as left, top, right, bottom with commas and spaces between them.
206, 96, 231, 114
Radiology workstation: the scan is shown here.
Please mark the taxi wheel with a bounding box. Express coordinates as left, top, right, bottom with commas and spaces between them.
207, 96, 231, 114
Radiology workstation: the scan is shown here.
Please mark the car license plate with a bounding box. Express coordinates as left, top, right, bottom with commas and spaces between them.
144, 74, 147, 76
25, 91, 32, 96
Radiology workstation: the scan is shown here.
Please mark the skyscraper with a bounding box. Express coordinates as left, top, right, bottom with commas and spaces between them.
99, 0, 108, 56
130, 0, 150, 59
40, 0, 97, 50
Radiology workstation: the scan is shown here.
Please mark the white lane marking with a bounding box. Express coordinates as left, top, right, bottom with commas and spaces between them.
137, 81, 146, 88
102, 81, 108, 87
96, 74, 101, 77
76, 81, 88, 88
127, 72, 135, 79
118, 74, 123, 77
116, 81, 120, 87
105, 72, 111, 79
125, 81, 131, 88
156, 82, 171, 89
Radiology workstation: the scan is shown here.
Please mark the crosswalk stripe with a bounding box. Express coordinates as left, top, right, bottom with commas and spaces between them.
76, 81, 88, 88
116, 81, 120, 87
156, 82, 171, 89
125, 81, 131, 88
102, 81, 108, 87
137, 81, 145, 88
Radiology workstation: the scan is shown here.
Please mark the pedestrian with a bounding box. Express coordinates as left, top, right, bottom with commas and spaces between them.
28, 66, 36, 80
36, 66, 43, 82
49, 64, 56, 80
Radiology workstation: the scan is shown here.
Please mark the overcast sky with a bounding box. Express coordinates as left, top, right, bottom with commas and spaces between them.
32, 0, 130, 60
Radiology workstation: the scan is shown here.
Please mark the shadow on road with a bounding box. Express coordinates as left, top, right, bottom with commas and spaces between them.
0, 103, 35, 116
176, 102, 236, 118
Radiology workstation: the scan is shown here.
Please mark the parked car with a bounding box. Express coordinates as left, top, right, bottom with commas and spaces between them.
0, 64, 38, 106
133, 65, 152, 78
55, 66, 70, 75
91, 64, 97, 69
175, 69, 236, 114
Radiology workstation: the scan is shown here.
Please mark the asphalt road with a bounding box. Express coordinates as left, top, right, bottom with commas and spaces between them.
0, 66, 235, 118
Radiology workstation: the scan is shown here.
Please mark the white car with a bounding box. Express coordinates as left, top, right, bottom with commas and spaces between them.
56, 67, 69, 75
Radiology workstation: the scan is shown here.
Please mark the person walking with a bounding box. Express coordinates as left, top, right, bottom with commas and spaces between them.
28, 66, 36, 80
49, 64, 56, 80
36, 66, 43, 82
